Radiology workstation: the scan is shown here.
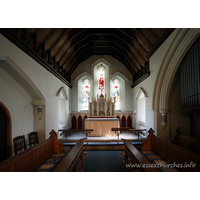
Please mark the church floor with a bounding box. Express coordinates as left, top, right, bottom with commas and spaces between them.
83, 150, 125, 172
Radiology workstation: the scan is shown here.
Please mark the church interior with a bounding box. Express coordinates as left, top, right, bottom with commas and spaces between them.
1, 27, 200, 175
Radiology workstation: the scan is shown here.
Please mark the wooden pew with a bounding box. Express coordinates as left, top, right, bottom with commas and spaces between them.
122, 128, 200, 172
142, 128, 200, 172
171, 127, 200, 155
58, 129, 93, 139
0, 130, 85, 172
53, 138, 85, 172
122, 139, 160, 172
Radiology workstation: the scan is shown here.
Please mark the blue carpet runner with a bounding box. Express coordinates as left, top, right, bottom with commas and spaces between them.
83, 150, 124, 172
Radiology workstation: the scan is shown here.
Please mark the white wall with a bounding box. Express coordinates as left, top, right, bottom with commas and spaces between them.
0, 66, 34, 142
132, 29, 179, 138
0, 34, 70, 145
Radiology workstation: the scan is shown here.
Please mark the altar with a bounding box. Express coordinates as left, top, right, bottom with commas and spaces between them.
85, 118, 119, 137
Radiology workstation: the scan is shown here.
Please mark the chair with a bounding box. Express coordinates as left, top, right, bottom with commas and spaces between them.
13, 135, 26, 155
28, 132, 38, 148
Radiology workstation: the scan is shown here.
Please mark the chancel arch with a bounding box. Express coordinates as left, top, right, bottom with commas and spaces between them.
153, 28, 200, 131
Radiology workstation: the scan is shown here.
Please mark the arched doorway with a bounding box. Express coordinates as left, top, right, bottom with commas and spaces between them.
0, 102, 12, 162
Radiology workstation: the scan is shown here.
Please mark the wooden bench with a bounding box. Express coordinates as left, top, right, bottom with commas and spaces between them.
58, 129, 93, 139
122, 128, 200, 172
171, 127, 200, 155
0, 130, 85, 172
122, 139, 160, 172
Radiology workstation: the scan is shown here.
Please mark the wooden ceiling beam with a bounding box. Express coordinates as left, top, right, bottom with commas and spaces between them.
64, 44, 92, 71
36, 28, 56, 52
26, 28, 41, 45
146, 28, 175, 59
110, 41, 141, 70
54, 29, 86, 58
117, 28, 148, 54
21, 28, 26, 42
44, 28, 70, 59
149, 28, 160, 40
113, 34, 147, 63
133, 28, 153, 48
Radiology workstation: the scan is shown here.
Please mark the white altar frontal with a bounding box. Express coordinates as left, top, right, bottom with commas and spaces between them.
85, 118, 119, 137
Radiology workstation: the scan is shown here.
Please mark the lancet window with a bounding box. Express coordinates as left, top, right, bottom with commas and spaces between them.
113, 79, 120, 110
83, 79, 90, 110
98, 67, 105, 97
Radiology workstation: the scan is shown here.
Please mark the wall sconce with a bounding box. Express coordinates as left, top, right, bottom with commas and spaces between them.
159, 109, 170, 130
33, 100, 45, 120
37, 106, 43, 118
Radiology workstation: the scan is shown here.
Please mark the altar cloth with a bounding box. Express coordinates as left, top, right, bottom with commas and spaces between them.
85, 118, 119, 137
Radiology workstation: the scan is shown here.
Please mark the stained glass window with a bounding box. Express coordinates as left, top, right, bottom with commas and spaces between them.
113, 79, 120, 110
83, 79, 90, 110
98, 67, 105, 97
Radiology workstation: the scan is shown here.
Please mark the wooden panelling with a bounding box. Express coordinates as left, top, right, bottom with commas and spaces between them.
0, 138, 54, 172
0, 28, 174, 88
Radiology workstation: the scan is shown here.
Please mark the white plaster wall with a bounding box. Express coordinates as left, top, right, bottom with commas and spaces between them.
132, 29, 178, 137
0, 34, 70, 140
0, 67, 34, 154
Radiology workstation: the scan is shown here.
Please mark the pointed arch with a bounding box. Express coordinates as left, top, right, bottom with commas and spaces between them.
72, 115, 76, 129
122, 115, 126, 127
56, 87, 68, 100
0, 101, 12, 159
78, 115, 83, 129
136, 87, 147, 129
92, 58, 111, 69
135, 87, 148, 100
127, 115, 132, 128
0, 57, 45, 102
153, 28, 200, 112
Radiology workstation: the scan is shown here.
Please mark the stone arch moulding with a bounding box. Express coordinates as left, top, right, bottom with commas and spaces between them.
111, 72, 130, 82
0, 101, 12, 158
74, 72, 93, 83
92, 58, 111, 69
0, 56, 46, 103
56, 87, 68, 100
152, 28, 200, 128
153, 28, 200, 115
135, 87, 148, 100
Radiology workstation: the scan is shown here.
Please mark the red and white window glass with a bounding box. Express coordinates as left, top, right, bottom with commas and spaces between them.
113, 79, 120, 110
98, 67, 105, 97
83, 79, 90, 110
